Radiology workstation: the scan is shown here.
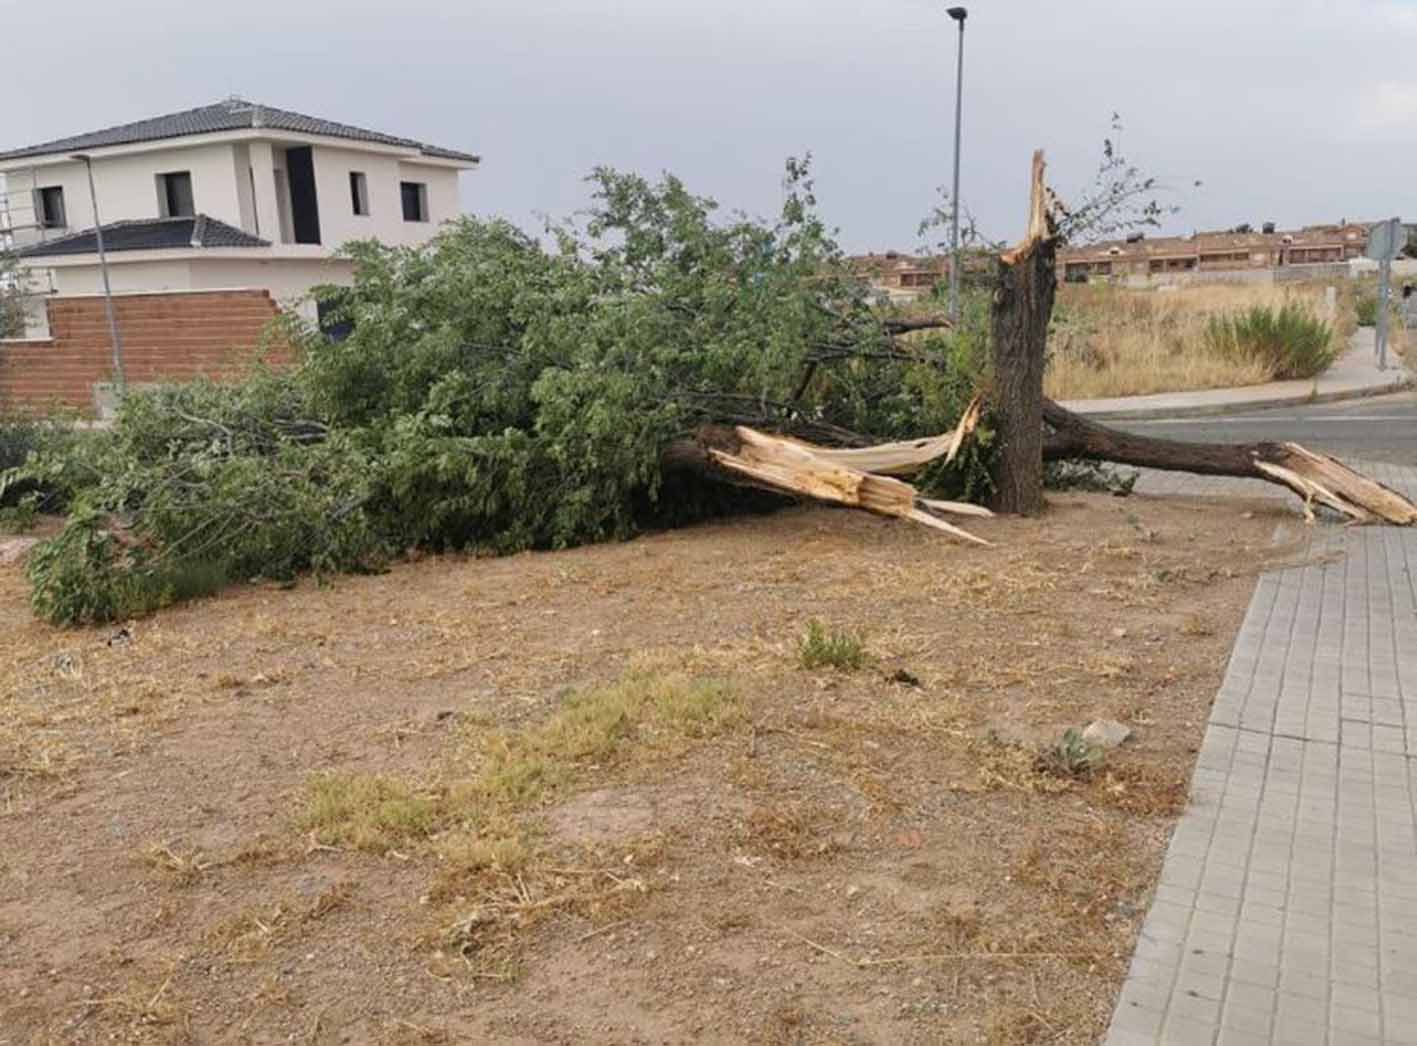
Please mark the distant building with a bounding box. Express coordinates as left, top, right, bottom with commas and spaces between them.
1059, 222, 1371, 283
849, 252, 948, 302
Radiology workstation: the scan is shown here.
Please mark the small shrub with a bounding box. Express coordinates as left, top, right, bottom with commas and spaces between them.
0, 412, 43, 474
1039, 728, 1104, 778
1204, 301, 1338, 380
1355, 293, 1379, 328
798, 620, 869, 671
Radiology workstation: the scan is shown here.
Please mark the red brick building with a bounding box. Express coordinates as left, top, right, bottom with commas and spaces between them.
1060, 222, 1371, 282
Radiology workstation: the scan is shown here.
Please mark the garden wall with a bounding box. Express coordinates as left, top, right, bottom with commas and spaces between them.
0, 289, 287, 415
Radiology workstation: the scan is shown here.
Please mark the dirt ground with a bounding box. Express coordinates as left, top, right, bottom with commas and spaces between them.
0, 491, 1312, 1045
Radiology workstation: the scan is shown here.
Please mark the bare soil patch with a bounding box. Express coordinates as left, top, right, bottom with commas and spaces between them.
0, 493, 1309, 1044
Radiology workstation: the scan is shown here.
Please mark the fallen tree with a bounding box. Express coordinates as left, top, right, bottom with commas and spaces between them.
9, 153, 1414, 627
705, 162, 1414, 529
667, 152, 1417, 530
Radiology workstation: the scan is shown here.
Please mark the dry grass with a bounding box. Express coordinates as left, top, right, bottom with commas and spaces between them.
73, 966, 189, 1039
141, 842, 214, 885
1047, 282, 1349, 399
205, 882, 354, 961
299, 773, 448, 853
468, 670, 743, 807
433, 832, 666, 978
0, 499, 1296, 1043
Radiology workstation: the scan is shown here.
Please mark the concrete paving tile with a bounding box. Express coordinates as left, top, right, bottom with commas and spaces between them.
1104, 518, 1417, 1046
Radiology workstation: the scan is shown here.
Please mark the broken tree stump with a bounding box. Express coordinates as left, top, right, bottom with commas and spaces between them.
989, 150, 1058, 516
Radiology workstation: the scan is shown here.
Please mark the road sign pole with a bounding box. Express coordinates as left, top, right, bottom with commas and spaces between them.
1365, 217, 1402, 373
1378, 257, 1391, 372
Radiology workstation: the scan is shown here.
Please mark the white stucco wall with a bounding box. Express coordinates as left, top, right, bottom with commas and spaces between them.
4, 138, 466, 255
46, 255, 355, 323
49, 260, 197, 295
309, 145, 401, 249
3, 144, 245, 242
308, 148, 462, 249
397, 161, 462, 245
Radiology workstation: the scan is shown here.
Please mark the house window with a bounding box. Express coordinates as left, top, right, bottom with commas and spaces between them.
157, 171, 195, 218
400, 181, 428, 222
37, 186, 66, 228
349, 172, 370, 216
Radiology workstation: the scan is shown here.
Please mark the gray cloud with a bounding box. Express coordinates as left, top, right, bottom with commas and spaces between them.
4, 0, 1414, 250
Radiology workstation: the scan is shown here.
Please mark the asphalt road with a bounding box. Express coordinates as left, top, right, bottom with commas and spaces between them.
1118, 391, 1417, 466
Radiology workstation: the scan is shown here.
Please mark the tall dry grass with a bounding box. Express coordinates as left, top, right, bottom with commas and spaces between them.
1046, 283, 1354, 400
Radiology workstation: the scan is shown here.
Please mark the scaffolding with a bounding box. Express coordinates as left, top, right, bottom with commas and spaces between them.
0, 165, 57, 338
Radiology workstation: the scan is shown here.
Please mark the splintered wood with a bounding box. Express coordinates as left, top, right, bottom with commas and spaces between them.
706, 397, 992, 545
1040, 399, 1417, 526
1253, 444, 1417, 525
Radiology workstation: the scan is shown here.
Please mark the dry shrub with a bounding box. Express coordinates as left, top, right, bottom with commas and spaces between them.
739, 802, 837, 861
1088, 762, 1188, 817
437, 835, 662, 971
141, 843, 212, 886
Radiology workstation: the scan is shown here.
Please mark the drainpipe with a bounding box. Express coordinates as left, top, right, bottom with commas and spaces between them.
72, 153, 125, 395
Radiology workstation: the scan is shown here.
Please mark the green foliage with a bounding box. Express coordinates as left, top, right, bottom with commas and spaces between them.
1355, 293, 1379, 327
1044, 459, 1137, 495
0, 253, 26, 339
24, 510, 228, 625
18, 161, 988, 625
798, 620, 869, 671
0, 411, 43, 475
0, 412, 101, 523
1204, 302, 1337, 380
1039, 728, 1105, 778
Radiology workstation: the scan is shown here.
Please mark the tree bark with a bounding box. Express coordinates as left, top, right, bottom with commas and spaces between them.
989, 151, 1058, 516
1042, 399, 1417, 525
1042, 400, 1261, 474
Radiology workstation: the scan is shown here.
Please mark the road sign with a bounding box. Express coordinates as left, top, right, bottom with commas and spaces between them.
1367, 217, 1403, 372
1366, 217, 1404, 261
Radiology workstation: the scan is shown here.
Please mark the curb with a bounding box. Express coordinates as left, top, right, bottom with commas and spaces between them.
1063, 371, 1414, 421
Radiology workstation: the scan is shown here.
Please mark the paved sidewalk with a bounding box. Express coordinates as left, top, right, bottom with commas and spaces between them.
1104, 464, 1417, 1045
1063, 331, 1412, 422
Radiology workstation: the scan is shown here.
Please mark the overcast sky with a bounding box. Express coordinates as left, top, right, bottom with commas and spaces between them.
3, 0, 1414, 251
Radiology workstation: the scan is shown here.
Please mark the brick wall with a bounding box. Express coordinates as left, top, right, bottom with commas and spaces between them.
0, 289, 289, 414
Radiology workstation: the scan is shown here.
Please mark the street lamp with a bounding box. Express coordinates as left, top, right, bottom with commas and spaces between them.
946, 5, 967, 324
71, 152, 125, 394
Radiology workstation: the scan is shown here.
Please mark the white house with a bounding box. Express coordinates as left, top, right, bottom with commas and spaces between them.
0, 97, 479, 326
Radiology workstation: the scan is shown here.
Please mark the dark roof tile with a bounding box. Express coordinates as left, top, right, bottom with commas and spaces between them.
14, 215, 270, 257
0, 98, 479, 164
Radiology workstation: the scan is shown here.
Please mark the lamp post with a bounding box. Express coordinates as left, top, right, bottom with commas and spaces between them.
71, 153, 125, 394
946, 5, 967, 324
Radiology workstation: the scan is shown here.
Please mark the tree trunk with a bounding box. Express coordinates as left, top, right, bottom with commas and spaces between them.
989, 151, 1057, 516
1042, 400, 1260, 474
1043, 399, 1417, 525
